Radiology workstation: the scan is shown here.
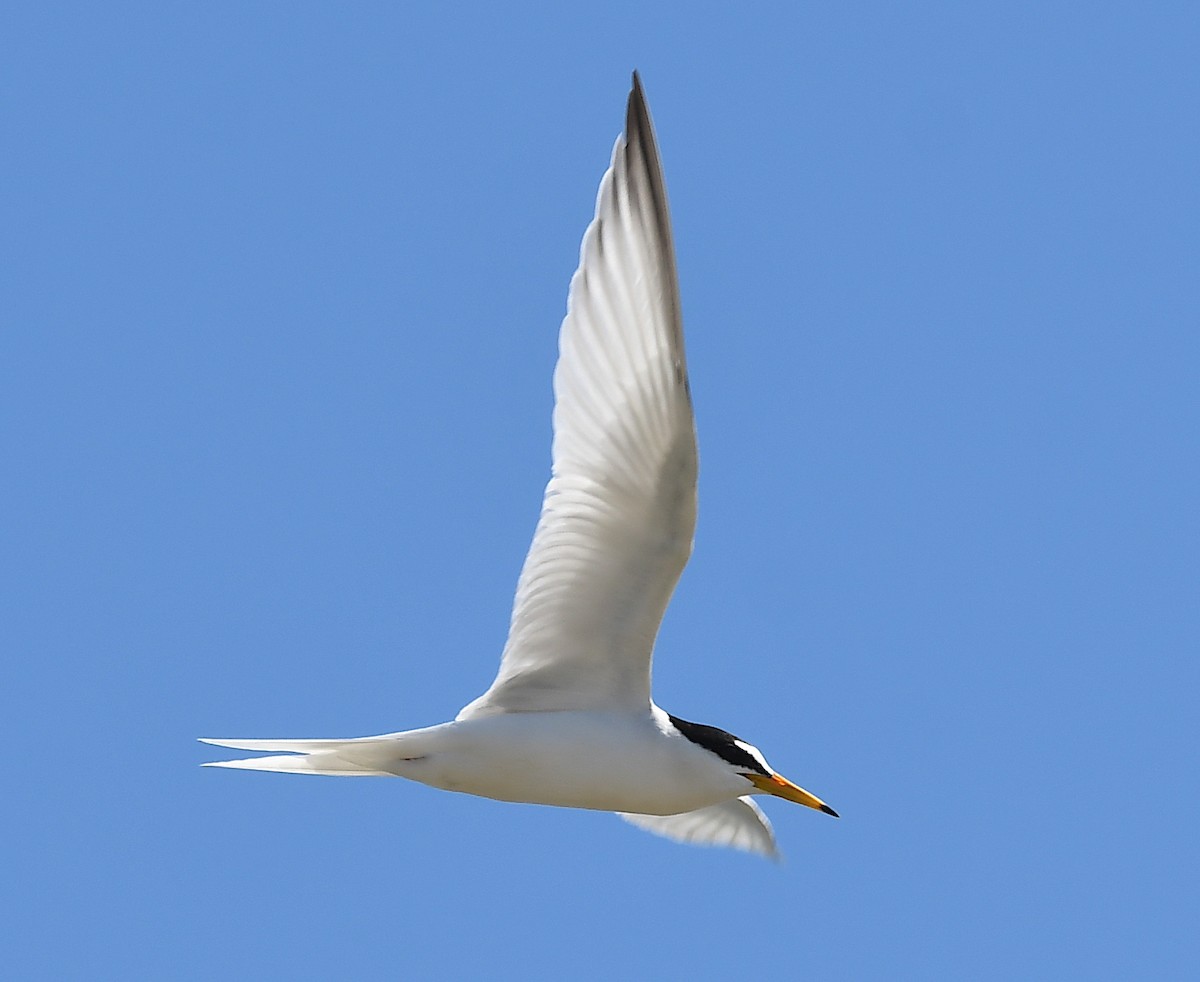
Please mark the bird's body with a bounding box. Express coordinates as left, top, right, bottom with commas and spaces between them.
203, 74, 837, 859
211, 710, 749, 815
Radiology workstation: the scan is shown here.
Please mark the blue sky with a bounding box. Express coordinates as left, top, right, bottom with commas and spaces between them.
4, 3, 1197, 979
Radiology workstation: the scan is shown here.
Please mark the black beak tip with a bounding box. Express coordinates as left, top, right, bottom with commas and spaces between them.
820, 804, 840, 818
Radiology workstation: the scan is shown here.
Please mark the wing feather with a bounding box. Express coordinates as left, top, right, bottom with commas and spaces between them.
459, 75, 696, 718
618, 798, 781, 860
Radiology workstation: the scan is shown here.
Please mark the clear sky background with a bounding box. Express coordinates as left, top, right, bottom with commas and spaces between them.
4, 3, 1197, 979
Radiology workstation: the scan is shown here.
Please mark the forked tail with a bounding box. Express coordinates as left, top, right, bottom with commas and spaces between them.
198, 737, 397, 776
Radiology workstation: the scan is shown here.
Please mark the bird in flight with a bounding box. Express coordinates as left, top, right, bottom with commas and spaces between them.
202, 73, 837, 859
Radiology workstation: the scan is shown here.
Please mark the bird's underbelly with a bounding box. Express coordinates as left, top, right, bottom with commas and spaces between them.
383, 713, 740, 815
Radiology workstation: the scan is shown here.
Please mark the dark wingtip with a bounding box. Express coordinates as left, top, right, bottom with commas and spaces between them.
821, 804, 840, 818
626, 71, 649, 141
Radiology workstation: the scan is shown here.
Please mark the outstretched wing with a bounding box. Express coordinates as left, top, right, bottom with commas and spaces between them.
459, 75, 696, 719
618, 798, 781, 860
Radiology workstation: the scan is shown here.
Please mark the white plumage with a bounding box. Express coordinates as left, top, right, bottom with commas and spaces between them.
202, 73, 836, 860
620, 798, 780, 860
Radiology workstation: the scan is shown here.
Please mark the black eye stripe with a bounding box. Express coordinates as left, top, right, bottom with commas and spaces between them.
668, 715, 770, 775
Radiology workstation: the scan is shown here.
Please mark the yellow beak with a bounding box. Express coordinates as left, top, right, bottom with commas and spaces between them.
744, 772, 839, 817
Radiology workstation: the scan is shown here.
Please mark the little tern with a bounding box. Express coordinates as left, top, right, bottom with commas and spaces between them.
202, 73, 838, 859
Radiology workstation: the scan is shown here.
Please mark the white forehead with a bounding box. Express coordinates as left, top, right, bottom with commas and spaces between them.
733, 739, 771, 773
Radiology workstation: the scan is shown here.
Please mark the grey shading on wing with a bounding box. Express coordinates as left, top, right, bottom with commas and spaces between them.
459, 75, 696, 719
618, 798, 780, 860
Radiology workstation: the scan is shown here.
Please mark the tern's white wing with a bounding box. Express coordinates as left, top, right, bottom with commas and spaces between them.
618, 798, 780, 860
459, 76, 695, 719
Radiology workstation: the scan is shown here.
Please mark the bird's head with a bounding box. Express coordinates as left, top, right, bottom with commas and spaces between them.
668, 714, 839, 817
